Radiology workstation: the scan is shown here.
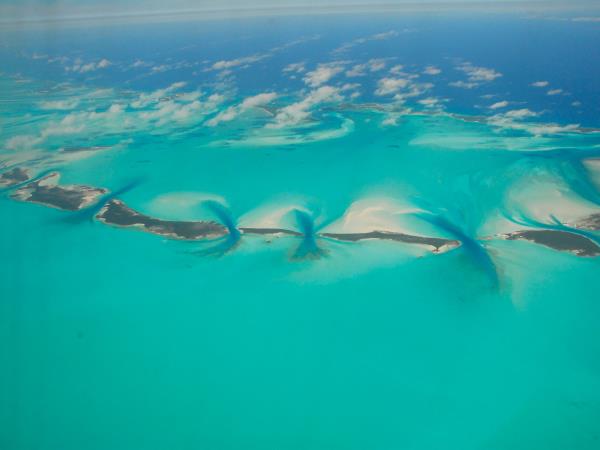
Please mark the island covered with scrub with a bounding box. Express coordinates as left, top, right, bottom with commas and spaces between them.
3, 167, 599, 259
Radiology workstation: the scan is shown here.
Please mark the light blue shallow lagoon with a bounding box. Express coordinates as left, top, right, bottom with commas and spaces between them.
1, 6, 600, 450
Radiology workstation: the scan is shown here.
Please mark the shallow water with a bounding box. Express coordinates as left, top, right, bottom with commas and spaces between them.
1, 10, 600, 450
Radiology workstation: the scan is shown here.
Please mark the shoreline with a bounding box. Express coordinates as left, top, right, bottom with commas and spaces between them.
2, 166, 599, 259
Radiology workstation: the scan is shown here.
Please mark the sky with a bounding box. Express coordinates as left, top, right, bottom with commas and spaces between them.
0, 0, 598, 22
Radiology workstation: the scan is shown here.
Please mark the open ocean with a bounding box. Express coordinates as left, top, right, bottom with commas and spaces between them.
1, 9, 600, 450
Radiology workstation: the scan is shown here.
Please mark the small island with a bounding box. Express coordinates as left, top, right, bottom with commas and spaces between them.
575, 213, 600, 231
96, 199, 228, 240
11, 172, 108, 210
502, 229, 600, 257
239, 227, 302, 237
0, 167, 30, 187
321, 230, 461, 253
4, 170, 598, 258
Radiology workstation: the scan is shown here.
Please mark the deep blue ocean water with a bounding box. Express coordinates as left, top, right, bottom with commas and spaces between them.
1, 9, 600, 450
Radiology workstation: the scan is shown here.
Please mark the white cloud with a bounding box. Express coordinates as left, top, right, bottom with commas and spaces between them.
87, 88, 114, 99
572, 17, 600, 22
38, 99, 80, 110
489, 108, 581, 136
68, 58, 111, 74
207, 92, 278, 126
143, 60, 198, 75
372, 30, 400, 40
341, 83, 360, 92
346, 65, 366, 77
207, 93, 226, 105
547, 89, 563, 96
489, 100, 509, 110
271, 35, 321, 52
240, 92, 277, 109
375, 76, 432, 102
283, 62, 306, 73
368, 59, 387, 72
572, 101, 582, 107
177, 91, 202, 102
47, 56, 70, 64
423, 65, 441, 75
462, 65, 501, 82
130, 82, 187, 108
126, 89, 222, 127
151, 64, 170, 73
418, 97, 441, 108
107, 104, 124, 114
389, 64, 405, 75
449, 81, 479, 89
5, 134, 43, 150
382, 113, 402, 126
304, 63, 345, 87
375, 77, 410, 96
210, 54, 269, 71
4, 83, 230, 152
531, 80, 549, 88
131, 59, 149, 68
502, 108, 538, 119
333, 30, 400, 53
39, 114, 87, 137
346, 58, 387, 77
268, 86, 342, 128
209, 36, 319, 75
527, 124, 581, 134
206, 108, 238, 126
452, 62, 502, 88
140, 99, 211, 125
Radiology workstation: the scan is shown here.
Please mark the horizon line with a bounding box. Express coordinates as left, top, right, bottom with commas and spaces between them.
1, 1, 599, 27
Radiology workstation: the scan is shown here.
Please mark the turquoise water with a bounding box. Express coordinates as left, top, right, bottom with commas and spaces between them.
2, 11, 600, 450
